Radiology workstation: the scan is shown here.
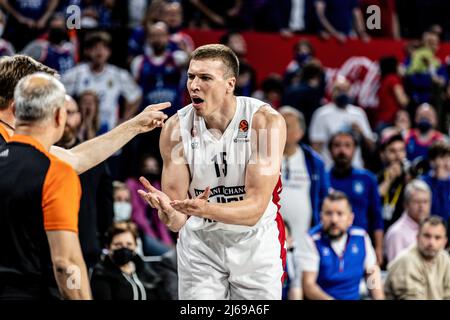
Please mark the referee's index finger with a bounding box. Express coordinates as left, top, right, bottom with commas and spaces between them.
148, 102, 171, 111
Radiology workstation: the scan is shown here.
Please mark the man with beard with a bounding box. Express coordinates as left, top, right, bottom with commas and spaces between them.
328, 131, 384, 265
384, 216, 450, 300
56, 95, 114, 269
301, 191, 384, 300
131, 21, 187, 117
377, 133, 410, 230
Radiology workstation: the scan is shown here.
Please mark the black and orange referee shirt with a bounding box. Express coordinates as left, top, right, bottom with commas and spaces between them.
0, 123, 10, 147
0, 134, 81, 300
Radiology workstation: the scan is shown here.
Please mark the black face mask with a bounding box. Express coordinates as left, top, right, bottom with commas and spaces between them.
334, 94, 350, 108
48, 27, 68, 44
111, 248, 135, 266
417, 119, 432, 134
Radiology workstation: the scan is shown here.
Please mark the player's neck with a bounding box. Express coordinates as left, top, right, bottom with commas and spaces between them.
90, 63, 106, 73
284, 144, 299, 157
203, 96, 237, 133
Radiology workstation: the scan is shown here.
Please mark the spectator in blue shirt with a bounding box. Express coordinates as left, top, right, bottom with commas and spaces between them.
314, 0, 369, 43
420, 141, 450, 222
301, 191, 384, 300
328, 131, 384, 265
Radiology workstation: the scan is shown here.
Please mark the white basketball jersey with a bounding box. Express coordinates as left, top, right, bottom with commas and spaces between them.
178, 96, 282, 232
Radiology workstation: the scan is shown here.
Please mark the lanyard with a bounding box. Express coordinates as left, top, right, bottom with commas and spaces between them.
337, 235, 351, 273
383, 171, 403, 207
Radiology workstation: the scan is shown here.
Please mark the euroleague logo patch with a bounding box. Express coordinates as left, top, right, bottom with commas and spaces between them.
234, 119, 249, 143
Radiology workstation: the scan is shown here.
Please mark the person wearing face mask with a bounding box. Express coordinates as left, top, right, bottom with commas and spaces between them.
21, 14, 76, 74
0, 9, 15, 57
90, 222, 170, 300
55, 95, 114, 269
405, 103, 447, 162
300, 191, 384, 300
125, 154, 174, 256
113, 181, 133, 222
309, 76, 376, 169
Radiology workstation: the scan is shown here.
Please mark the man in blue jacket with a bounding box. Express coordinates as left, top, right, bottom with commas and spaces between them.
328, 131, 384, 265
301, 191, 384, 300
280, 106, 329, 246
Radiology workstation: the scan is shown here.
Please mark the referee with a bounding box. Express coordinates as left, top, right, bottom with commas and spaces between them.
0, 73, 91, 300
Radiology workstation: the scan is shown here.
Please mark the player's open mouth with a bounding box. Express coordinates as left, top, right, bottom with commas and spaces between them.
192, 97, 204, 108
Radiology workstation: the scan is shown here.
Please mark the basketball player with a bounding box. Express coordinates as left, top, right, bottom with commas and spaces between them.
138, 44, 287, 299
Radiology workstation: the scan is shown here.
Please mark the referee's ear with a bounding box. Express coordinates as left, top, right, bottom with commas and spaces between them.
54, 106, 67, 130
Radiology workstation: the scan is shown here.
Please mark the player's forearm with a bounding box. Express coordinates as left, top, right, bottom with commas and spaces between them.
204, 197, 266, 226
66, 120, 140, 174
53, 256, 92, 300
303, 283, 334, 300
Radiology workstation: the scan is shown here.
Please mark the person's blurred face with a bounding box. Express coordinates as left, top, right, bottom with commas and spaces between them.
382, 141, 406, 165
330, 134, 355, 168
114, 188, 130, 202
423, 33, 440, 53
415, 104, 438, 128
283, 113, 303, 146
321, 198, 354, 239
79, 93, 98, 119
109, 231, 137, 252
60, 97, 81, 144
406, 190, 431, 223
187, 58, 235, 117
430, 155, 450, 178
227, 34, 247, 57
417, 223, 447, 260
331, 78, 350, 101
147, 23, 169, 55
395, 110, 411, 131
162, 3, 183, 29
87, 42, 110, 67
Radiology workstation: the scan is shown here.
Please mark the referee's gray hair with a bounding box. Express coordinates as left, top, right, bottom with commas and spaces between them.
278, 105, 306, 131
14, 72, 66, 122
404, 179, 431, 204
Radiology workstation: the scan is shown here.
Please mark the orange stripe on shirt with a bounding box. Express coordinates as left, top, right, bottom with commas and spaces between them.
0, 123, 11, 142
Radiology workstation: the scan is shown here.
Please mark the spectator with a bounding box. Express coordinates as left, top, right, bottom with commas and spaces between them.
384, 179, 431, 263
282, 221, 302, 300
220, 30, 257, 97
0, 9, 15, 56
301, 191, 384, 300
359, 0, 400, 39
252, 74, 284, 109
63, 31, 142, 135
377, 133, 410, 230
405, 103, 447, 162
55, 95, 114, 269
126, 153, 174, 256
328, 131, 384, 265
21, 13, 76, 74
131, 21, 187, 117
283, 60, 325, 128
314, 0, 370, 43
279, 106, 329, 244
128, 0, 149, 28
309, 76, 376, 169
375, 56, 409, 131
380, 109, 411, 140
187, 0, 242, 29
384, 216, 450, 300
0, 73, 91, 300
112, 181, 132, 223
1, 0, 59, 51
91, 222, 169, 300
77, 90, 100, 141
284, 39, 315, 87
420, 142, 450, 221
161, 1, 195, 54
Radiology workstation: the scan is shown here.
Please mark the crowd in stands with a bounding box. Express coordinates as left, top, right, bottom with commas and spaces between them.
0, 0, 449, 300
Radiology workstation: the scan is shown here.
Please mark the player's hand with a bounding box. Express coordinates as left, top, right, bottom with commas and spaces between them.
132, 102, 170, 133
170, 187, 211, 218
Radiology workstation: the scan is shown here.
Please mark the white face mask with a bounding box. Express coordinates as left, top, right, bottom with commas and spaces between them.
114, 201, 132, 222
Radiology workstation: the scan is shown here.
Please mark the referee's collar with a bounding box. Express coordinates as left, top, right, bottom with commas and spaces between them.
9, 134, 48, 154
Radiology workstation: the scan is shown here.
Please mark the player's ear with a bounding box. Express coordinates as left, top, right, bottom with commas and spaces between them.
226, 77, 236, 94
